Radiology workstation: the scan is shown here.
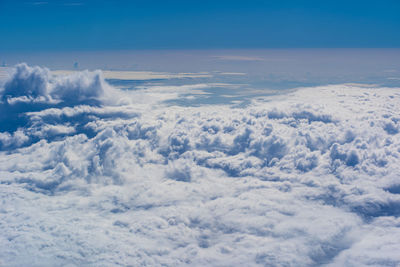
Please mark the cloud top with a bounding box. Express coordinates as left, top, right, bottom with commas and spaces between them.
1, 63, 121, 107
2, 63, 51, 102
0, 64, 400, 266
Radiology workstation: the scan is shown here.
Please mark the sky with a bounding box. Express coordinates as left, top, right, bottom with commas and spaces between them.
1, 0, 400, 51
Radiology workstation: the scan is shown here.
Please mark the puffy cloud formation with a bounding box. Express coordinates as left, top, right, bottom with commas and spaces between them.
0, 63, 125, 149
1, 63, 112, 105
1, 64, 400, 266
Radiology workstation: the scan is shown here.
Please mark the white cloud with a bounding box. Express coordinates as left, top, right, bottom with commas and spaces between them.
1, 63, 122, 106
0, 64, 400, 266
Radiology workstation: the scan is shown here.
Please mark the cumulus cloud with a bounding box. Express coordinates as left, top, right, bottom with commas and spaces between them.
2, 63, 51, 102
1, 63, 119, 106
0, 63, 129, 148
0, 64, 400, 266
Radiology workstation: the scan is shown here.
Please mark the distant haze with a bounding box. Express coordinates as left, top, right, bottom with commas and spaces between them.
2, 49, 400, 88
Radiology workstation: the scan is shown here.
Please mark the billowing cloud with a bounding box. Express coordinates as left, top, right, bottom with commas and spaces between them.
1, 63, 119, 106
0, 64, 400, 266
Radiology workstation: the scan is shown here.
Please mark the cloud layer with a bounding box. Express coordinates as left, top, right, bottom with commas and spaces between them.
1, 64, 400, 266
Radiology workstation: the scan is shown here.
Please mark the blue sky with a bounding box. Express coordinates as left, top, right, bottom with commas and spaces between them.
0, 0, 400, 51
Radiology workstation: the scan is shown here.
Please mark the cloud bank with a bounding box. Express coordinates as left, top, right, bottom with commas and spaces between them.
1, 64, 400, 266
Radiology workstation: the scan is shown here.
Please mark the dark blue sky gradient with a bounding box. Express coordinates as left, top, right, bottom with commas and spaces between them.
1, 0, 399, 51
